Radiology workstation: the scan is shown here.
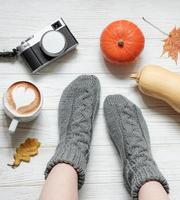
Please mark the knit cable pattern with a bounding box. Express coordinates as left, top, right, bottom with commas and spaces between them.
45, 75, 100, 189
104, 95, 169, 199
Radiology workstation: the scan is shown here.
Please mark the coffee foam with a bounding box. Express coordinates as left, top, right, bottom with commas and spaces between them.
6, 82, 41, 115
12, 86, 35, 110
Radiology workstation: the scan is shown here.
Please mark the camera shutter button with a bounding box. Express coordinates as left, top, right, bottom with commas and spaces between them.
40, 31, 66, 57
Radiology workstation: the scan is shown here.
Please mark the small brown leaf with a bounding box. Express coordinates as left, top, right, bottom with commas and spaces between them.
161, 27, 180, 63
8, 138, 41, 168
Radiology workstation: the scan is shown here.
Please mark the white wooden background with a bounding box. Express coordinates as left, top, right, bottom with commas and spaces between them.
0, 0, 180, 199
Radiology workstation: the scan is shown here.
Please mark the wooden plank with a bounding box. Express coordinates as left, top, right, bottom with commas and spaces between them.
0, 145, 180, 186
0, 109, 180, 148
0, 74, 180, 111
0, 38, 179, 75
0, 182, 179, 200
0, 3, 179, 39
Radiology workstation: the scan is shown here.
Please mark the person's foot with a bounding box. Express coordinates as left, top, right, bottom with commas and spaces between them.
45, 75, 100, 189
104, 95, 169, 199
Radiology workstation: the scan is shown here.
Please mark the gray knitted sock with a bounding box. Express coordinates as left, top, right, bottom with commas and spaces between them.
104, 95, 169, 199
45, 75, 100, 189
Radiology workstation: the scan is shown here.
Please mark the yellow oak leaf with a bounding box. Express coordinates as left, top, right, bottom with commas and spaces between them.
8, 138, 41, 168
162, 27, 180, 63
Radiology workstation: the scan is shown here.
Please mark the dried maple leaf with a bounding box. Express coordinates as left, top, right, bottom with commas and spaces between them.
8, 138, 41, 168
142, 18, 180, 63
161, 27, 180, 63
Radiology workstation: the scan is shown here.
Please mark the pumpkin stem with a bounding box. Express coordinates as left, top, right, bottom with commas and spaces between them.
117, 40, 124, 47
142, 17, 169, 36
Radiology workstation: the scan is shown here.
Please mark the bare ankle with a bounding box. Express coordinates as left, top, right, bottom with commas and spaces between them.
52, 163, 77, 175
139, 181, 169, 200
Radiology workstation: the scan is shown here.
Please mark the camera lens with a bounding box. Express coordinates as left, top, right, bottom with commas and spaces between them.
52, 21, 62, 30
40, 31, 66, 57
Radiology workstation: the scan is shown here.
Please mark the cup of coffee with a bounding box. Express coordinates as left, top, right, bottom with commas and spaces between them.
3, 81, 43, 133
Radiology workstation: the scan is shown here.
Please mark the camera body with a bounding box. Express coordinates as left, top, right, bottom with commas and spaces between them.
17, 18, 78, 73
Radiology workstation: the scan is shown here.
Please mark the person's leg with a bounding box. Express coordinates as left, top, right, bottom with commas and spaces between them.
40, 75, 100, 200
139, 181, 170, 200
40, 164, 78, 200
104, 95, 169, 200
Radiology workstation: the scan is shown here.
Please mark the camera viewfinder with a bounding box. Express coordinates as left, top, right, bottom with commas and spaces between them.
52, 21, 62, 30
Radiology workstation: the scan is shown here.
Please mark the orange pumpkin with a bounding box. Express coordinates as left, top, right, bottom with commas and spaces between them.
100, 20, 145, 63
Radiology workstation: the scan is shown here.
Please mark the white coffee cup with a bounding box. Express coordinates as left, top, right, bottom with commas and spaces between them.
2, 81, 43, 133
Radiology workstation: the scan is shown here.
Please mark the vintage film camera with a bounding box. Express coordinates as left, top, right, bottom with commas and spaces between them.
16, 18, 78, 73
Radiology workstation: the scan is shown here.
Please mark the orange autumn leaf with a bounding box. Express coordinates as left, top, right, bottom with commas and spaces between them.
162, 27, 180, 63
8, 138, 41, 168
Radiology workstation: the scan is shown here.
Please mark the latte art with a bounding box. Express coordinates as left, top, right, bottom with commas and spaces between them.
6, 82, 41, 115
12, 86, 35, 110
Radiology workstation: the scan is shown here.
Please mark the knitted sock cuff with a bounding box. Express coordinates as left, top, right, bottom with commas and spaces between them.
125, 162, 169, 200
44, 144, 87, 189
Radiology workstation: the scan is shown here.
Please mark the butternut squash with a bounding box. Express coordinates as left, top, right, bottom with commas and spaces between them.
130, 64, 180, 112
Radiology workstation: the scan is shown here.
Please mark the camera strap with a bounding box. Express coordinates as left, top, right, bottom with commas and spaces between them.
0, 48, 18, 59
